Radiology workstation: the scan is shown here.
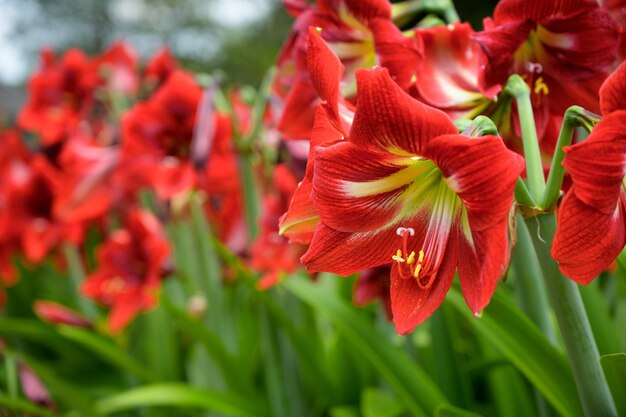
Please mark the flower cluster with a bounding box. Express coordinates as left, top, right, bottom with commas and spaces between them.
0, 43, 246, 331
2, 0, 626, 338
277, 0, 625, 333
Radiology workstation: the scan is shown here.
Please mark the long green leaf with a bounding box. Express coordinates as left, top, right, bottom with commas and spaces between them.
56, 326, 159, 382
446, 288, 583, 417
285, 275, 447, 417
600, 353, 626, 416
436, 405, 482, 417
94, 383, 270, 417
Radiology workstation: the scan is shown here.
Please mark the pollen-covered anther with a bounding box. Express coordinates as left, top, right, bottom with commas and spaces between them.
534, 76, 549, 95
391, 249, 405, 263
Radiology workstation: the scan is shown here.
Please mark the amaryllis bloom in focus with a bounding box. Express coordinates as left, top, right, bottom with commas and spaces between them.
413, 22, 498, 120
82, 209, 171, 332
474, 0, 620, 118
301, 68, 524, 333
552, 61, 626, 283
276, 0, 419, 139
279, 28, 354, 243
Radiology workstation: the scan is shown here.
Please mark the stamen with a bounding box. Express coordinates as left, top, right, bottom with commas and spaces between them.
392, 249, 405, 263
417, 250, 424, 264
413, 264, 421, 279
534, 76, 549, 95
406, 251, 415, 265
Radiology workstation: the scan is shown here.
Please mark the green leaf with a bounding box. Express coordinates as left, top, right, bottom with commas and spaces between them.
361, 388, 406, 417
600, 353, 626, 416
435, 404, 482, 417
446, 288, 584, 417
0, 393, 60, 417
160, 295, 250, 393
285, 275, 448, 417
579, 282, 622, 355
94, 383, 270, 417
56, 326, 159, 382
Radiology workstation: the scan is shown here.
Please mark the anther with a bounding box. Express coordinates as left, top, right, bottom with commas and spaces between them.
413, 264, 422, 279
406, 251, 415, 265
392, 249, 405, 263
417, 250, 424, 264
534, 76, 549, 95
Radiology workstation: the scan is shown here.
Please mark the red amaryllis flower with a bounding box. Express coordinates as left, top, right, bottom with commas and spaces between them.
275, 0, 419, 139
474, 0, 620, 118
121, 70, 218, 199
301, 68, 524, 333
279, 28, 353, 243
413, 22, 498, 120
599, 0, 626, 60
47, 130, 120, 224
18, 48, 97, 145
552, 61, 626, 283
0, 153, 82, 264
82, 209, 171, 332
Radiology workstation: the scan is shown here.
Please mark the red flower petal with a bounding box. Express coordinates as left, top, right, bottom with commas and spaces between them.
319, 0, 391, 22
552, 192, 625, 284
389, 231, 458, 334
425, 134, 524, 231
312, 141, 409, 232
279, 170, 318, 244
280, 106, 344, 243
277, 78, 319, 140
494, 0, 598, 23
371, 18, 421, 92
457, 218, 509, 314
415, 22, 493, 111
307, 27, 343, 119
350, 67, 457, 155
600, 60, 626, 115
563, 111, 626, 214
301, 222, 400, 276
473, 20, 534, 91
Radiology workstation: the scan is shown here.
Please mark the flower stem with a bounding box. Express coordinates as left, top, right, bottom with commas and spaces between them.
526, 214, 618, 417
512, 215, 556, 344
504, 75, 545, 202
540, 106, 601, 210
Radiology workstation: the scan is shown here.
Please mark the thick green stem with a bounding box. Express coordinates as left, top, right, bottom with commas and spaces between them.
515, 179, 536, 208
526, 214, 618, 417
512, 215, 556, 345
541, 106, 600, 210
504, 75, 545, 202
